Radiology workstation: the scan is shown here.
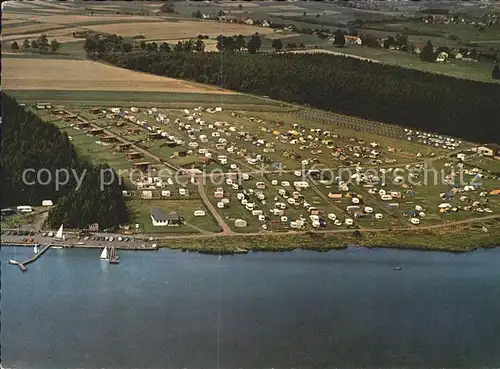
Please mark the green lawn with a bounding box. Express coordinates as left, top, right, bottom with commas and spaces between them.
6, 90, 281, 107
127, 199, 221, 234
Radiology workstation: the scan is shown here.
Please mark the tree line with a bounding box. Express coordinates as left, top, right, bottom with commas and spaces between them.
11, 34, 61, 54
1, 92, 129, 229
84, 34, 500, 144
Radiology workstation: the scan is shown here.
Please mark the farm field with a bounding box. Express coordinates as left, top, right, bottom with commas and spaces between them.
2, 57, 237, 94
79, 20, 274, 40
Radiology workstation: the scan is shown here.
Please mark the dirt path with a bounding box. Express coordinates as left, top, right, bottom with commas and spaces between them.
196, 181, 234, 236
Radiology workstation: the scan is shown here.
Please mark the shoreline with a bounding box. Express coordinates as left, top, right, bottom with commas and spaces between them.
2, 221, 499, 255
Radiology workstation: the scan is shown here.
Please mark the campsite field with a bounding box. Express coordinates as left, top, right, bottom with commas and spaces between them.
29, 103, 498, 235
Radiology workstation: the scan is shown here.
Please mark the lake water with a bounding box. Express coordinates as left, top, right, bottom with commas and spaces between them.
1, 246, 499, 369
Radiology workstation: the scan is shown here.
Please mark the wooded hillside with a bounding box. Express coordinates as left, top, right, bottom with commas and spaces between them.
1, 92, 129, 229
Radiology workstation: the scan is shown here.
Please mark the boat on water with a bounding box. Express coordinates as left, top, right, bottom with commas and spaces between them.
33, 245, 39, 254
100, 247, 109, 261
52, 246, 63, 249
8, 259, 18, 265
394, 266, 403, 271
109, 246, 119, 264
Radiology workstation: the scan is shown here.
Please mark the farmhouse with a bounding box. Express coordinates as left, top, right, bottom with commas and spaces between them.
101, 135, 117, 143
76, 122, 91, 129
151, 208, 181, 227
475, 144, 500, 158
133, 162, 151, 171
148, 132, 162, 140
64, 114, 79, 122
126, 152, 143, 160
116, 143, 132, 152
127, 128, 141, 134
89, 128, 104, 136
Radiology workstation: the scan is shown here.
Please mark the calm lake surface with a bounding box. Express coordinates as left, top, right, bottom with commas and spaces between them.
1, 246, 500, 369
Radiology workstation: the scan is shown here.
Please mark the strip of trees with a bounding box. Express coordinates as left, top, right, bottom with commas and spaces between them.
1, 92, 129, 229
12, 34, 61, 54
84, 34, 500, 144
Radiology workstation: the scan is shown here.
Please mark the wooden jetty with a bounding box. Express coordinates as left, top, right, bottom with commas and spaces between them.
12, 244, 51, 272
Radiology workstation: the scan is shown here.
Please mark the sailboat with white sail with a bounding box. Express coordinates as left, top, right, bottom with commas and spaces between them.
54, 224, 65, 241
33, 245, 39, 254
100, 247, 109, 260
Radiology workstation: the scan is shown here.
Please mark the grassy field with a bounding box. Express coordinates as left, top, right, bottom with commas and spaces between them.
465, 157, 500, 174
5, 89, 280, 108
127, 199, 221, 234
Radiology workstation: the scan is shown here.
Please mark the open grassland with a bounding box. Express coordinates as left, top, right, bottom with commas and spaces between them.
465, 157, 500, 174
128, 199, 221, 234
313, 45, 499, 83
7, 90, 279, 109
2, 57, 237, 94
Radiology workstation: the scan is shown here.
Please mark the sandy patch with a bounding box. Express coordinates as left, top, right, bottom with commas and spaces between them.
3, 58, 237, 94
289, 49, 380, 63
88, 20, 273, 39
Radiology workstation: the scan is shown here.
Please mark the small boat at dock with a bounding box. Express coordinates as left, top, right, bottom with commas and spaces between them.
8, 259, 18, 265
109, 246, 119, 264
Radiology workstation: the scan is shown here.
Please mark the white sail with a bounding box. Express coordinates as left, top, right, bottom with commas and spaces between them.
55, 224, 64, 239
100, 247, 108, 260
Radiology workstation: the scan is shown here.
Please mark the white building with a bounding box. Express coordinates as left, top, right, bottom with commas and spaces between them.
151, 208, 180, 227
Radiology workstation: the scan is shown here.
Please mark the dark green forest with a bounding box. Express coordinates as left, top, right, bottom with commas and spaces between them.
1, 92, 129, 229
85, 34, 500, 144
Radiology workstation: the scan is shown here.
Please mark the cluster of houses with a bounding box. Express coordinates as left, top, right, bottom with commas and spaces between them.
419, 12, 498, 27
217, 15, 271, 28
